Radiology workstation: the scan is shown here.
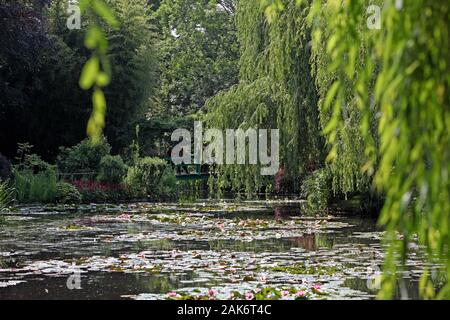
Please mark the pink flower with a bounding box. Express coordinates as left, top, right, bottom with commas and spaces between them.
281, 290, 290, 297
313, 284, 321, 291
259, 274, 267, 282
137, 253, 146, 259
168, 292, 177, 297
296, 290, 306, 298
245, 292, 254, 300
208, 289, 216, 297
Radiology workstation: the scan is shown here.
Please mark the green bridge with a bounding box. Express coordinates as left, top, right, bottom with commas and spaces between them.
166, 160, 210, 181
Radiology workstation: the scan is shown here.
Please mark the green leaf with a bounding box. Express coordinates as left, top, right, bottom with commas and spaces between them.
79, 57, 100, 90
93, 89, 107, 114
96, 72, 110, 87
92, 0, 119, 28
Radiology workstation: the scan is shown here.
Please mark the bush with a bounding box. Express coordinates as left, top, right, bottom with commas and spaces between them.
300, 168, 331, 215
97, 155, 127, 184
0, 153, 12, 180
156, 167, 179, 199
57, 137, 111, 174
14, 167, 57, 203
55, 182, 82, 205
125, 157, 166, 196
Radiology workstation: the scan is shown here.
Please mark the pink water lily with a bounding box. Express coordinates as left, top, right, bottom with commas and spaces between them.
281, 290, 290, 297
296, 290, 306, 298
167, 291, 177, 297
313, 284, 321, 291
245, 292, 254, 300
137, 252, 146, 259
208, 289, 216, 297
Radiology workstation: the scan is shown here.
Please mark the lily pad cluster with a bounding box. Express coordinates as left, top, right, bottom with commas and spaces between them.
0, 201, 442, 300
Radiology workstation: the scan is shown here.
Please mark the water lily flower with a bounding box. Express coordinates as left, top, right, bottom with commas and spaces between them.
245, 292, 254, 300
208, 289, 216, 297
118, 214, 131, 220
137, 252, 146, 259
313, 284, 321, 291
295, 290, 306, 298
167, 291, 177, 298
259, 274, 268, 282
281, 290, 290, 297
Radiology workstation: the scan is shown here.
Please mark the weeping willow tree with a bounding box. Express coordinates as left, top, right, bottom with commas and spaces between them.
205, 0, 323, 196
308, 1, 384, 200
263, 0, 450, 299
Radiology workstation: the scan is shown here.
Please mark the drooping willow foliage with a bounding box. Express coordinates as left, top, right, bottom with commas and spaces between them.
261, 0, 450, 299
308, 0, 383, 198
205, 0, 323, 196
79, 0, 119, 144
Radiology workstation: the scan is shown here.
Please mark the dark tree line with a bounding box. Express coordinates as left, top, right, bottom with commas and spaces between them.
0, 0, 239, 161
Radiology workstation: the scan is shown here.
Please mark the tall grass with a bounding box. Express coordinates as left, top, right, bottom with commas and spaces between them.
1, 180, 14, 225
14, 169, 57, 203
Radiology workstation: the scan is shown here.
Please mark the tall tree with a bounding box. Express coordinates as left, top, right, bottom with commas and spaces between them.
102, 0, 158, 151
0, 0, 158, 158
205, 0, 323, 196
155, 0, 239, 115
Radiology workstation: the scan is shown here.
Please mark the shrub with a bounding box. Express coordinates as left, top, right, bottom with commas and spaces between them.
156, 167, 179, 199
15, 149, 52, 174
125, 157, 166, 196
97, 155, 127, 184
300, 168, 331, 215
57, 137, 111, 174
55, 182, 82, 205
0, 153, 12, 180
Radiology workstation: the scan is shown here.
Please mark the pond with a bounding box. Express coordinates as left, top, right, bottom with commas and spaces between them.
0, 201, 438, 300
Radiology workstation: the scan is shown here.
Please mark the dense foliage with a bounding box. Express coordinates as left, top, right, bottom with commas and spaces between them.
1, 0, 449, 300
0, 179, 13, 213
262, 0, 450, 299
57, 137, 111, 174
55, 181, 82, 205
0, 0, 158, 158
205, 0, 323, 196
97, 155, 127, 184
155, 0, 239, 116
125, 156, 166, 196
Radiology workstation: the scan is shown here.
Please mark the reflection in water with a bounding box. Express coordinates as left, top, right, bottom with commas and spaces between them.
288, 234, 320, 251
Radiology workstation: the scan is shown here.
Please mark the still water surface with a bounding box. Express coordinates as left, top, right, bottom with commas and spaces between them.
0, 201, 434, 299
